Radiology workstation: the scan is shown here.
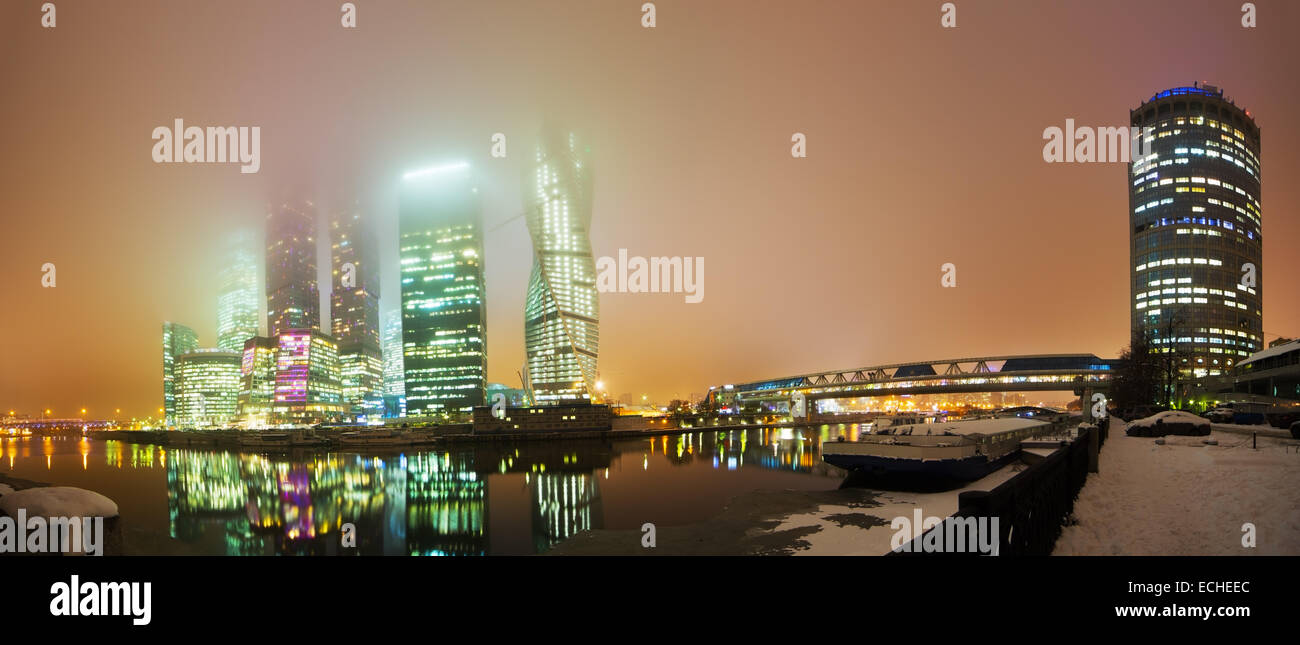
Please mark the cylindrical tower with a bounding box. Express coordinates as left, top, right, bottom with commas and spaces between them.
1129, 83, 1262, 387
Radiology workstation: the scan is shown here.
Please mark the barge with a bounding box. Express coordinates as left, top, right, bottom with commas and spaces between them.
821, 417, 1052, 482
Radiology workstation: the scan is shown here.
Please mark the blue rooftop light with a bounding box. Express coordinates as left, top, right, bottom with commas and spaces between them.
1152, 86, 1222, 101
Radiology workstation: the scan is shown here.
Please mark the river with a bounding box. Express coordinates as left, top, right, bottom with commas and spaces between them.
1, 425, 867, 555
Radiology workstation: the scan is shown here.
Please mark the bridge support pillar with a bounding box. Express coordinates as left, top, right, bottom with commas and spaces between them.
1077, 386, 1100, 473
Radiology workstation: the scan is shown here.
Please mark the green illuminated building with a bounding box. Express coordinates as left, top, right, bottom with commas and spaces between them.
174, 349, 242, 428
398, 162, 487, 416
237, 336, 278, 427
162, 321, 200, 426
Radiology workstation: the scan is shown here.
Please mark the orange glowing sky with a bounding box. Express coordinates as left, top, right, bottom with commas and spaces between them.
2, 0, 1298, 418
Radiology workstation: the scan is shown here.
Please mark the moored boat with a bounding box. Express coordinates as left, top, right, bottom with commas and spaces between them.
865, 412, 930, 433
238, 430, 327, 449
337, 429, 416, 448
821, 417, 1053, 482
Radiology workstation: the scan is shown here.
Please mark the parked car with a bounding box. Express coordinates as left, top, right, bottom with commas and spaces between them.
1207, 402, 1270, 425
1126, 411, 1211, 437
1206, 407, 1235, 423
1267, 409, 1300, 429
1291, 420, 1300, 440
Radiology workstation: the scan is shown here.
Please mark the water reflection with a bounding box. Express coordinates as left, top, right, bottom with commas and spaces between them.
3, 425, 859, 555
647, 425, 858, 476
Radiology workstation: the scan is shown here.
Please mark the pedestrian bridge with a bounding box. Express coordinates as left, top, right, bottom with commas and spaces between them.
709, 354, 1121, 405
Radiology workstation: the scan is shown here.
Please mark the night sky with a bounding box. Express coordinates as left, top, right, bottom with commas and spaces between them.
2, 0, 1297, 418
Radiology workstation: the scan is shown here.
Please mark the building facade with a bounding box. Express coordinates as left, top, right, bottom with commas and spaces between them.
1129, 83, 1263, 385
266, 202, 320, 337
398, 163, 487, 416
217, 230, 261, 353
471, 403, 612, 433
272, 329, 344, 425
237, 335, 278, 427
331, 205, 384, 421
174, 350, 242, 428
162, 321, 200, 426
524, 129, 600, 404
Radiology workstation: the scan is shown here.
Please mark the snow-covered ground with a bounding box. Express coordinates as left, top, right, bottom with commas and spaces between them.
763, 462, 1028, 556
1211, 422, 1290, 438
1054, 421, 1300, 555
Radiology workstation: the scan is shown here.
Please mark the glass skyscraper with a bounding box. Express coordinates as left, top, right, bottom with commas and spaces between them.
162, 321, 199, 426
398, 163, 487, 416
217, 230, 261, 353
266, 202, 320, 337
381, 311, 407, 418
524, 129, 599, 404
174, 349, 242, 428
331, 205, 383, 421
1129, 84, 1263, 384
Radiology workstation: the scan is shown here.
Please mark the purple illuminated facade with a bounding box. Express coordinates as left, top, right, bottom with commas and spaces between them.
272, 329, 344, 424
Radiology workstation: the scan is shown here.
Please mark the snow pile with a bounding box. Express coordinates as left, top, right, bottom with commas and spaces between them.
1054, 424, 1300, 555
0, 487, 119, 518
0, 484, 14, 496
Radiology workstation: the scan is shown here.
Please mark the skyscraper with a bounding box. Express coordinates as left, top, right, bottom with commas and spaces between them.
217, 230, 261, 353
266, 202, 320, 337
162, 321, 199, 426
330, 204, 383, 420
381, 311, 407, 418
524, 129, 599, 404
1129, 84, 1263, 386
398, 162, 487, 416
174, 349, 242, 428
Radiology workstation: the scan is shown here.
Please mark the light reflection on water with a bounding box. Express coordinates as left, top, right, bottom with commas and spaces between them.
0, 424, 862, 555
